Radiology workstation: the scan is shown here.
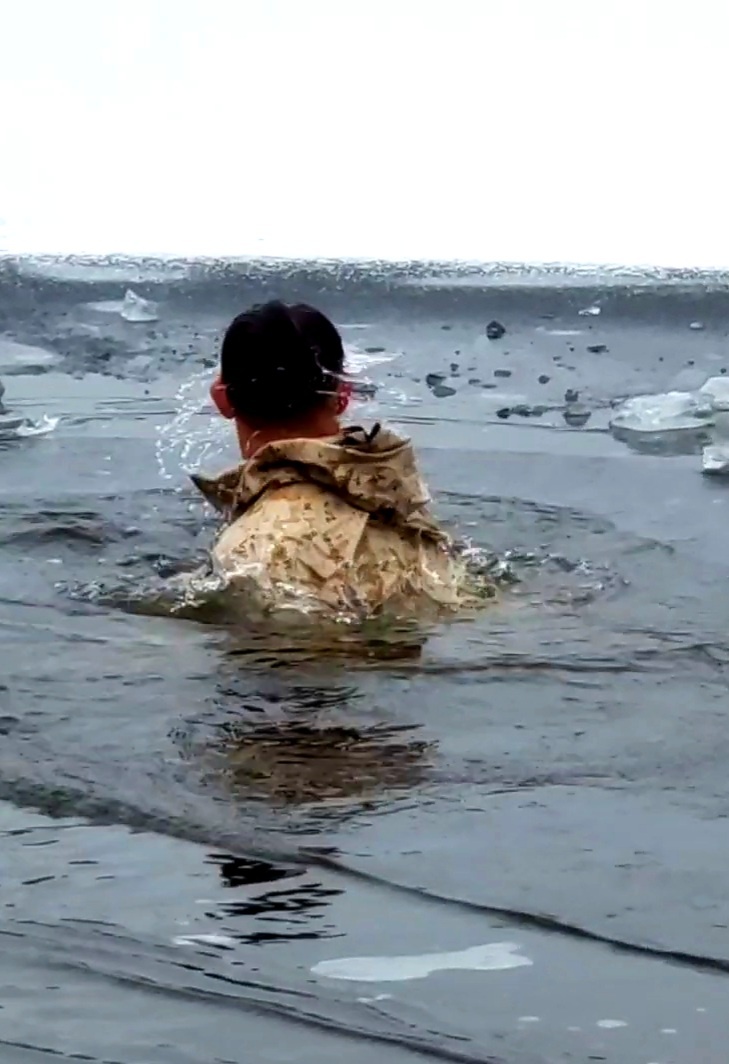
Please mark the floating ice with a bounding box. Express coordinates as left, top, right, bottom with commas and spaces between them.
86, 298, 126, 314
0, 337, 57, 373
14, 415, 59, 437
0, 414, 58, 439
311, 941, 532, 982
611, 378, 729, 437
609, 391, 713, 434
698, 375, 729, 405
578, 304, 601, 316
701, 445, 729, 475
121, 289, 158, 322
86, 288, 159, 322
0, 413, 25, 436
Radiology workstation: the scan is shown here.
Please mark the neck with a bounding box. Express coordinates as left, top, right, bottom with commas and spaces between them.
236, 410, 341, 460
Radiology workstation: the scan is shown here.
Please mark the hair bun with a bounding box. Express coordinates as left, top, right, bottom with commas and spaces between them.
221, 300, 344, 422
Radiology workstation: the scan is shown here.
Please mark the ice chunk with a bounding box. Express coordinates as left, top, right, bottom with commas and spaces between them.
0, 413, 25, 436
0, 414, 59, 439
120, 289, 158, 322
702, 445, 729, 475
14, 415, 59, 438
86, 288, 159, 322
311, 941, 533, 982
699, 375, 729, 406
0, 337, 57, 373
609, 391, 713, 434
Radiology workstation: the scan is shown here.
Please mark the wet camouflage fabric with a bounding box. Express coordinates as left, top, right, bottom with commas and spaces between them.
191, 423, 484, 616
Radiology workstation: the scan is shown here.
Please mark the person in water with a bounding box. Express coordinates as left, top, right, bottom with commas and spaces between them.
191, 300, 481, 616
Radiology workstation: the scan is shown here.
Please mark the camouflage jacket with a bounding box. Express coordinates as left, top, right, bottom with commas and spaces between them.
191, 424, 473, 616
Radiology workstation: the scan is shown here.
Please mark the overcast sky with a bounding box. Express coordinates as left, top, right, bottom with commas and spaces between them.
0, 0, 726, 265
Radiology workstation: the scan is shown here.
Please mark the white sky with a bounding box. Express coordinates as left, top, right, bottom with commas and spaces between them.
0, 0, 727, 265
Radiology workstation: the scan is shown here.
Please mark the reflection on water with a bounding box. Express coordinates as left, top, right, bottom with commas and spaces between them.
204, 854, 344, 944
179, 680, 433, 808
217, 719, 432, 806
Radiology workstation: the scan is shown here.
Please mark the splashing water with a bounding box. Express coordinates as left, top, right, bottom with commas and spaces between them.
344, 344, 400, 371
9, 415, 60, 439
154, 343, 396, 483
155, 369, 233, 482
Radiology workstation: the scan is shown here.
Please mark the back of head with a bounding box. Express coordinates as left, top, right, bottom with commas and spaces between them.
220, 300, 345, 423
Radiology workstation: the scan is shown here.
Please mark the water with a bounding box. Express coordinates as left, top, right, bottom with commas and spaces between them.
2, 255, 729, 1063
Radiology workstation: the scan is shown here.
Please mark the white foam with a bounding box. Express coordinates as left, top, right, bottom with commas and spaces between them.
578, 305, 601, 316
597, 1019, 628, 1029
311, 942, 532, 982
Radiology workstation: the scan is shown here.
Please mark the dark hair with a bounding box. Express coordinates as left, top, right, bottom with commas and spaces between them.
220, 300, 345, 423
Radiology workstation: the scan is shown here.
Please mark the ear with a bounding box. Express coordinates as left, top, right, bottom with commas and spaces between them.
210, 378, 236, 420
336, 380, 353, 416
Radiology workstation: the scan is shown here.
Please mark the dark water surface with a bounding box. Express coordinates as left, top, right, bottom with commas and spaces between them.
2, 257, 729, 1063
